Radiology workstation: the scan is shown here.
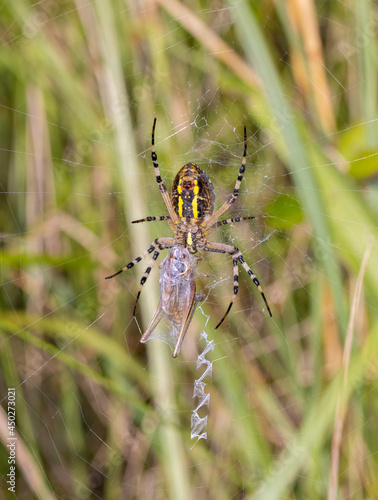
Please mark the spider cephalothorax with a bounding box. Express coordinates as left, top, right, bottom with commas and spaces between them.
106, 119, 272, 357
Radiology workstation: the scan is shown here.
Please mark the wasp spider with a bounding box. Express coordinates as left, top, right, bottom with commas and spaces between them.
106, 119, 272, 355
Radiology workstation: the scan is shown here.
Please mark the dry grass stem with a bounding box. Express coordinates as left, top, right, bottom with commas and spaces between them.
289, 0, 336, 133
328, 236, 374, 500
157, 0, 261, 89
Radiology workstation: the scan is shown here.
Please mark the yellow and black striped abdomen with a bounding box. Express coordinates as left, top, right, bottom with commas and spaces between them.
171, 163, 215, 220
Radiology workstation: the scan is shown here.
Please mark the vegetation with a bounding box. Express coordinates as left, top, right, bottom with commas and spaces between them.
0, 1, 377, 499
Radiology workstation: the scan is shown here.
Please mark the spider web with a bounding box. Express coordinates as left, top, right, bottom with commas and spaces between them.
0, 1, 377, 499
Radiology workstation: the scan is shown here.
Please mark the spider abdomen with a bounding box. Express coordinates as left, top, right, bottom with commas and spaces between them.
171, 163, 215, 221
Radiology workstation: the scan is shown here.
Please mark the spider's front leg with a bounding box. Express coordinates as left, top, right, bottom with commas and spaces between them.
105, 237, 175, 314
204, 241, 272, 328
214, 255, 239, 329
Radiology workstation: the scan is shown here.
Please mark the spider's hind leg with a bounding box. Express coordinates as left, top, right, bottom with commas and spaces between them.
203, 125, 248, 231
151, 118, 178, 223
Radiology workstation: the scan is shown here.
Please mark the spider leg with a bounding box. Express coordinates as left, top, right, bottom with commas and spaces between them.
237, 254, 272, 317
105, 237, 175, 279
132, 216, 171, 223
132, 215, 175, 232
204, 125, 247, 231
133, 248, 161, 315
205, 216, 255, 236
151, 118, 178, 223
204, 241, 272, 324
214, 257, 239, 329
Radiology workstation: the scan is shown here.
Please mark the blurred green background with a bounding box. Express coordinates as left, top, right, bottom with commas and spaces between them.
1, 1, 378, 499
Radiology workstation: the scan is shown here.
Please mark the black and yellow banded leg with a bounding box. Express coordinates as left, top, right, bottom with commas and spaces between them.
132, 215, 175, 232
205, 216, 255, 236
229, 125, 247, 202
204, 126, 247, 230
151, 118, 178, 223
215, 257, 239, 329
133, 248, 161, 316
105, 237, 175, 280
132, 216, 171, 224
204, 241, 272, 323
237, 254, 272, 317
